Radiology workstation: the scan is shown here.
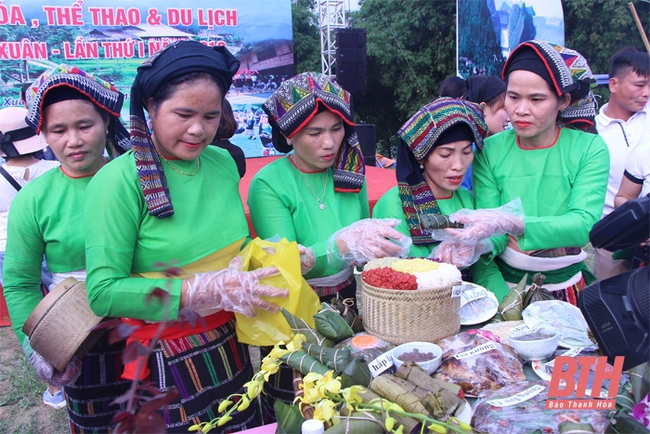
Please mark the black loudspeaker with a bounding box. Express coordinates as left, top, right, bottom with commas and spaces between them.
355, 124, 376, 166
336, 28, 367, 94
336, 29, 366, 47
337, 48, 367, 64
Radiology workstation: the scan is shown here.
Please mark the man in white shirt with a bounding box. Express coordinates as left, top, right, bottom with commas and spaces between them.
595, 47, 650, 280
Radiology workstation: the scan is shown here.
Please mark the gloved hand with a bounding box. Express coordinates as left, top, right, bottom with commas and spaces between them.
328, 218, 412, 265
431, 198, 525, 244
298, 244, 315, 275
185, 256, 288, 318
431, 238, 494, 268
24, 339, 82, 387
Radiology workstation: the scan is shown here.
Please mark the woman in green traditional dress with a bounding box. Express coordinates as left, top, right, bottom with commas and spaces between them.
3, 64, 132, 431
466, 40, 609, 305
372, 97, 510, 301
83, 41, 287, 432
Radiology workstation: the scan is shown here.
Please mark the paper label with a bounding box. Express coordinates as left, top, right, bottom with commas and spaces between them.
368, 352, 394, 378
460, 287, 487, 307
510, 324, 532, 334
486, 384, 547, 407
454, 342, 497, 360
452, 283, 471, 298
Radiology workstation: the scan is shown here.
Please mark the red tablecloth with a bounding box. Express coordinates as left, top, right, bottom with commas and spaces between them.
239, 156, 397, 237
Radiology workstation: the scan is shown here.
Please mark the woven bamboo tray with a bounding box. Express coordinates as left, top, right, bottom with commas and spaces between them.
360, 279, 461, 345
23, 277, 106, 372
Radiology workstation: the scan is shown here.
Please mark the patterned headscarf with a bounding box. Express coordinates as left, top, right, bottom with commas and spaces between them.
262, 72, 365, 193
25, 64, 131, 157
397, 97, 488, 244
503, 40, 597, 127
130, 41, 240, 218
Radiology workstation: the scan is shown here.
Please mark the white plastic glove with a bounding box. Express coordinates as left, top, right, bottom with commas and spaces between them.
186, 256, 288, 318
298, 244, 315, 275
24, 339, 82, 387
328, 218, 413, 265
431, 238, 494, 268
431, 198, 525, 244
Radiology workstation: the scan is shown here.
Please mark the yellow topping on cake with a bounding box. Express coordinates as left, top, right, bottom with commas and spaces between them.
391, 258, 440, 274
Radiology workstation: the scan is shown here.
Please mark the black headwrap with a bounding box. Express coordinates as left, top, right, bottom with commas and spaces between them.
503, 41, 597, 127
396, 97, 488, 244
25, 63, 131, 156
464, 75, 506, 105
130, 41, 240, 218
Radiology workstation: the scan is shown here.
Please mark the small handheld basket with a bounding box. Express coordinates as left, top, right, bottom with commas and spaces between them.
23, 277, 106, 371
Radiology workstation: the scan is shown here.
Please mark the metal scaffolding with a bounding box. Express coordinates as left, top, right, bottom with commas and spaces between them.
319, 0, 345, 77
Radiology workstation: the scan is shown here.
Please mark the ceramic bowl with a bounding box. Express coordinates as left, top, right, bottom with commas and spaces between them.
391, 341, 443, 374
509, 329, 560, 361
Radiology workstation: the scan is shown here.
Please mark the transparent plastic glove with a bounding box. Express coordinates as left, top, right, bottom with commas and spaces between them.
262, 235, 314, 275
431, 238, 494, 268
328, 218, 412, 265
186, 256, 287, 318
431, 198, 525, 244
298, 244, 315, 275
23, 339, 82, 387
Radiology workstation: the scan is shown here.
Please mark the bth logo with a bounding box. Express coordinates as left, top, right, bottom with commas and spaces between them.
545, 356, 624, 410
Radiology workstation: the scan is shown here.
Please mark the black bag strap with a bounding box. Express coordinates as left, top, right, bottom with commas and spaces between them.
0, 166, 22, 191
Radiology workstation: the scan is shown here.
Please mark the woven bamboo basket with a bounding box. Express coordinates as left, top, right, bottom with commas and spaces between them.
23, 277, 106, 372
360, 279, 461, 345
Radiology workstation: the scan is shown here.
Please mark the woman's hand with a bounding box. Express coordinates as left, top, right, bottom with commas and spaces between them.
431, 239, 494, 268
330, 218, 412, 265
28, 350, 82, 387
184, 256, 288, 317
298, 244, 315, 275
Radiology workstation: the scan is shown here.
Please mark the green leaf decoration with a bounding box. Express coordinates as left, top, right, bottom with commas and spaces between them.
340, 357, 372, 389
604, 412, 649, 434
281, 308, 333, 347
498, 273, 527, 320
274, 399, 305, 434
280, 350, 329, 376
559, 421, 596, 433
313, 303, 354, 341
324, 411, 385, 434
302, 342, 353, 372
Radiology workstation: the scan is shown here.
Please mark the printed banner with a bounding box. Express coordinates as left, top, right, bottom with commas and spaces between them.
457, 0, 564, 78
0, 0, 294, 157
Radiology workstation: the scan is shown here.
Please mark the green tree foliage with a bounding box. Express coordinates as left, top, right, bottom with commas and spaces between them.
564, 0, 650, 104
288, 0, 650, 152
351, 0, 456, 155
564, 0, 649, 75
292, 0, 321, 74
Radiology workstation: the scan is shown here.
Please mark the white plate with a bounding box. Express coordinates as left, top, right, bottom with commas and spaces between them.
459, 283, 498, 325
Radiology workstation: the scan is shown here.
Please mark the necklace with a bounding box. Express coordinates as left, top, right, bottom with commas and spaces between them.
292, 156, 328, 210
158, 151, 200, 176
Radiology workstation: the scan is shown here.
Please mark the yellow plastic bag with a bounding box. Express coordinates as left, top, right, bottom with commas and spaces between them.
235, 237, 321, 346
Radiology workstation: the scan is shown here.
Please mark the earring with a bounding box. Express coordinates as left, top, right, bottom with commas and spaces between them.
419, 164, 424, 170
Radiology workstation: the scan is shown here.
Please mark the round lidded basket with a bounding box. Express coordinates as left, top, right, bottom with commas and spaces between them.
360, 259, 461, 345
23, 277, 106, 372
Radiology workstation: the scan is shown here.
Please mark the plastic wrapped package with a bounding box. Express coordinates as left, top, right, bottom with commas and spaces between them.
334, 333, 394, 363
522, 300, 597, 349
472, 381, 611, 433
433, 331, 526, 396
